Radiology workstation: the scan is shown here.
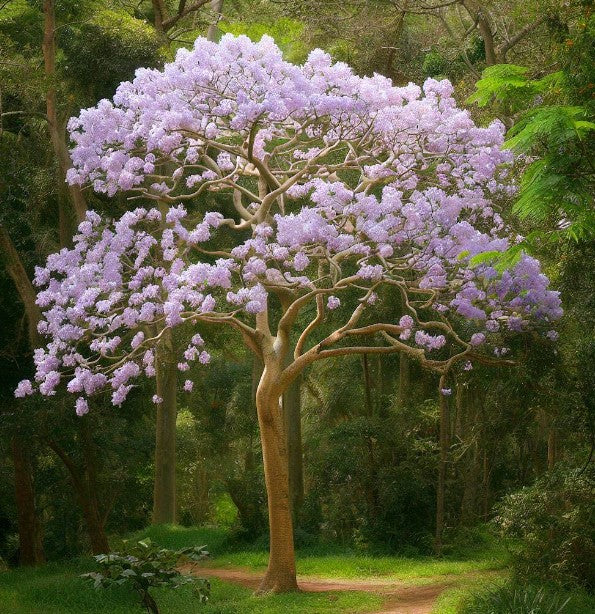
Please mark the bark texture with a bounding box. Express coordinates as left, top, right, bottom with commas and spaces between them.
42, 0, 87, 228
152, 329, 178, 524
435, 377, 450, 554
283, 371, 304, 517
255, 361, 298, 593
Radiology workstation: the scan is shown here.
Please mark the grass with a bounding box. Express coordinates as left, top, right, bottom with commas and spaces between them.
0, 558, 381, 614
0, 524, 512, 614
129, 524, 508, 581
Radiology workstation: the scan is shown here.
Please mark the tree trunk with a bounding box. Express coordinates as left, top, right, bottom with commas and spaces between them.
77, 488, 110, 554
152, 0, 167, 32
283, 373, 304, 517
458, 384, 481, 525
0, 228, 43, 337
435, 382, 450, 554
152, 329, 177, 524
1, 230, 46, 565
42, 0, 87, 225
462, 1, 498, 66
477, 14, 498, 66
206, 0, 224, 42
78, 418, 110, 554
255, 363, 298, 593
11, 437, 45, 566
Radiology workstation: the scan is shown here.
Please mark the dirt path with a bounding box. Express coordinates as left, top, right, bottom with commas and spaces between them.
184, 566, 457, 613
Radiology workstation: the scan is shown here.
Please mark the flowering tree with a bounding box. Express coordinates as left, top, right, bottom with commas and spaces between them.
16, 35, 562, 592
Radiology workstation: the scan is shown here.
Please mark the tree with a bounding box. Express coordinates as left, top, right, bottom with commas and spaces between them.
17, 35, 562, 591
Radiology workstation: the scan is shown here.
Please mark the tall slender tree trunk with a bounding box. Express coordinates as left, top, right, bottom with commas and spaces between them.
77, 489, 110, 554
11, 437, 45, 565
42, 0, 86, 227
255, 360, 298, 593
78, 418, 110, 553
461, 1, 498, 65
0, 229, 46, 564
435, 379, 450, 554
152, 329, 178, 524
206, 0, 224, 42
458, 384, 481, 525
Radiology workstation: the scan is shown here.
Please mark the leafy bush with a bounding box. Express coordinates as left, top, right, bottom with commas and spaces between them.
82, 538, 210, 614
494, 465, 594, 590
461, 583, 573, 614
422, 49, 448, 78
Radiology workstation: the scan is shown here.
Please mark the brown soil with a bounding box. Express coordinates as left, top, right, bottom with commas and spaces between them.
183, 565, 458, 613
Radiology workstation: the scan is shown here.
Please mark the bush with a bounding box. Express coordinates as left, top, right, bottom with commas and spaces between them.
494, 465, 594, 590
461, 583, 574, 614
82, 538, 210, 614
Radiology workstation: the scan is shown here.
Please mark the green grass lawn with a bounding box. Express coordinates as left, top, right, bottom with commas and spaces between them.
2, 524, 558, 614
0, 558, 381, 614
129, 524, 508, 581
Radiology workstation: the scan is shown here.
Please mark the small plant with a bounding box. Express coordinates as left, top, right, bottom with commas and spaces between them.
81, 538, 210, 614
462, 583, 571, 614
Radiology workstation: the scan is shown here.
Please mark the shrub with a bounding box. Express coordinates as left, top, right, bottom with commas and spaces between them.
461, 583, 572, 614
494, 465, 594, 590
81, 538, 210, 614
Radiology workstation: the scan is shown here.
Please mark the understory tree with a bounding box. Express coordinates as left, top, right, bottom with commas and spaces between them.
16, 35, 561, 591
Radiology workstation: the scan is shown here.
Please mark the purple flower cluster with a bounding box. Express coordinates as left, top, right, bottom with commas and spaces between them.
14, 36, 562, 414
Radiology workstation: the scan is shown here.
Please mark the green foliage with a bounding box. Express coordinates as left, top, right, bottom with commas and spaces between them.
467, 65, 558, 112
81, 538, 210, 613
494, 465, 595, 591
468, 9, 595, 242
219, 18, 308, 63
460, 582, 595, 614
302, 408, 437, 552
422, 49, 449, 79
59, 9, 165, 102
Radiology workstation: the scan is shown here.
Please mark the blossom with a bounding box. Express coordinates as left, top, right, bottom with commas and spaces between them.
152, 395, 163, 404
75, 397, 89, 416
415, 331, 446, 351
327, 296, 340, 310
15, 379, 33, 398
17, 36, 561, 414
470, 333, 486, 346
